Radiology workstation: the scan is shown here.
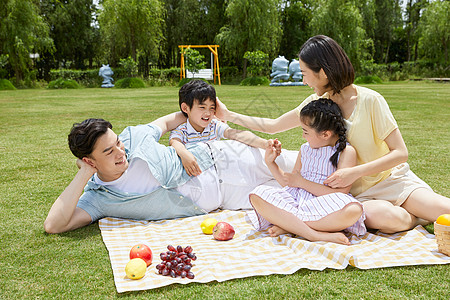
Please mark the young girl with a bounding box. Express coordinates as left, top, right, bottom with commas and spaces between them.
248, 98, 366, 245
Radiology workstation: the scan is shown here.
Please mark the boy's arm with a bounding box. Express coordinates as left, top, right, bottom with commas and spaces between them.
223, 128, 269, 149
151, 112, 187, 136
169, 138, 202, 176
44, 159, 94, 234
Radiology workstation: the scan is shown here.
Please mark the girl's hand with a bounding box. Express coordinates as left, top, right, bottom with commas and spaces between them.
267, 138, 282, 156
323, 167, 358, 188
265, 139, 281, 163
272, 138, 282, 156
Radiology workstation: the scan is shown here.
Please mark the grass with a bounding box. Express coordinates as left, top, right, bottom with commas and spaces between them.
0, 82, 449, 299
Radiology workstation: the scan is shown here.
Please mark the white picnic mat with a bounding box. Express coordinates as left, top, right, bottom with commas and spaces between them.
99, 210, 450, 293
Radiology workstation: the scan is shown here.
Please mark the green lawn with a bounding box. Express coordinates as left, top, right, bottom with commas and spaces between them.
0, 82, 449, 299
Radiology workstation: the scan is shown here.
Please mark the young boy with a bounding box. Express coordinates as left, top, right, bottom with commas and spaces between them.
170, 80, 270, 176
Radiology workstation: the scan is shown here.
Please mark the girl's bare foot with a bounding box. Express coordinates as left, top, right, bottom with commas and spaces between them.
415, 217, 431, 227
313, 231, 350, 245
268, 225, 289, 237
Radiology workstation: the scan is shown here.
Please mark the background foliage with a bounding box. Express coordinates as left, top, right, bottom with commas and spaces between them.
0, 0, 449, 87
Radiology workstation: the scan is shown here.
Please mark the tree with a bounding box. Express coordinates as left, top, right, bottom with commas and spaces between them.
243, 51, 269, 77
40, 0, 99, 69
161, 0, 206, 68
159, 0, 226, 69
201, 0, 227, 48
216, 0, 282, 76
417, 0, 449, 65
183, 48, 206, 77
404, 0, 429, 61
119, 56, 139, 77
98, 0, 164, 66
0, 54, 8, 78
309, 0, 368, 71
358, 0, 403, 64
374, 0, 402, 63
0, 0, 53, 84
279, 0, 314, 60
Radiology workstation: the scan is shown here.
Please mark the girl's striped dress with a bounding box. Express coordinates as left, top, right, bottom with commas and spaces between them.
248, 142, 367, 236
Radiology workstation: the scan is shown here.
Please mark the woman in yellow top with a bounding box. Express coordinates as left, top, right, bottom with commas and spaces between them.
216, 35, 450, 233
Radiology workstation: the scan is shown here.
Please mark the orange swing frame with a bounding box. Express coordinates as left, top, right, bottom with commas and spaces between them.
179, 45, 221, 85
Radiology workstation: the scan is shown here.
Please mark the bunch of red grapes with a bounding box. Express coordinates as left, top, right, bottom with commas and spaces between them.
156, 245, 197, 279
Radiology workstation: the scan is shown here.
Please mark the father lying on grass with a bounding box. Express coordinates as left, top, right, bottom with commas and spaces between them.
44, 113, 297, 233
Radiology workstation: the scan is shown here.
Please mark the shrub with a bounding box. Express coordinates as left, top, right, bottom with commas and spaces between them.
119, 57, 138, 77
354, 75, 383, 84
244, 51, 269, 77
160, 67, 181, 80
220, 66, 239, 77
147, 67, 181, 86
49, 68, 129, 87
240, 76, 270, 86
357, 59, 450, 81
115, 77, 145, 88
218, 66, 241, 83
48, 78, 80, 89
0, 79, 16, 90
182, 48, 206, 74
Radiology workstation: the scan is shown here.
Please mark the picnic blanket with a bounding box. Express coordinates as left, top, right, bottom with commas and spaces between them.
99, 210, 450, 293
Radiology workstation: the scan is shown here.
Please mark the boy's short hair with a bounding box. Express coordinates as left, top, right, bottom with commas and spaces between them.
68, 118, 112, 159
299, 35, 354, 95
179, 80, 216, 117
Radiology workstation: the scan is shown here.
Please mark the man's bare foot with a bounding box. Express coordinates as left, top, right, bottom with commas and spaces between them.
268, 225, 289, 237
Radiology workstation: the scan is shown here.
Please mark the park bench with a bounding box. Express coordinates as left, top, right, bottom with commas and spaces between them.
186, 69, 214, 80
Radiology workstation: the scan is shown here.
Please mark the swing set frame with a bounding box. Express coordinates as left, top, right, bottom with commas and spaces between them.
179, 45, 221, 85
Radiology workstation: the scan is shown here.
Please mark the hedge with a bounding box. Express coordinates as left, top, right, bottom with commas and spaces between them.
47, 78, 81, 89
49, 68, 129, 88
115, 77, 146, 88
0, 79, 16, 90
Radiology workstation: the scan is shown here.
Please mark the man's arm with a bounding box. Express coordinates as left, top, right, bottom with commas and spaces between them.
151, 112, 187, 136
223, 128, 270, 149
44, 159, 94, 234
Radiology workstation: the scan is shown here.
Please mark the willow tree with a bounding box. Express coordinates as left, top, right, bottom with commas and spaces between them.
216, 0, 282, 76
0, 0, 52, 84
98, 0, 164, 66
279, 0, 314, 61
418, 0, 449, 65
40, 0, 98, 69
310, 0, 368, 71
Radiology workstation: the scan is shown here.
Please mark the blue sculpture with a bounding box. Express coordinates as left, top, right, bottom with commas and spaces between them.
289, 59, 302, 82
270, 57, 304, 86
270, 56, 290, 84
99, 64, 114, 88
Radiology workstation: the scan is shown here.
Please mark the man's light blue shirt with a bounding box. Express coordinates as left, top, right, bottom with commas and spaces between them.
77, 123, 214, 222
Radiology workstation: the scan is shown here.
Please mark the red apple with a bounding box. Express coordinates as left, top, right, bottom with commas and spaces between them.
130, 244, 153, 266
213, 222, 235, 241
